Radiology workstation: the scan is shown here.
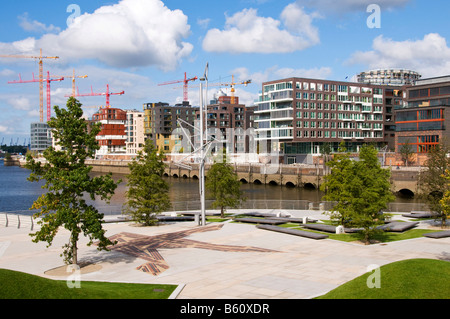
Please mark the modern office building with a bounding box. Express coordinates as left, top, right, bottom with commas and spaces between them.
395, 75, 450, 153
357, 69, 421, 86
30, 122, 52, 152
255, 77, 396, 163
143, 101, 198, 153
91, 108, 127, 156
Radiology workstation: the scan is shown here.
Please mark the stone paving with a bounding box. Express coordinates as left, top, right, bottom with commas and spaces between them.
0, 210, 449, 299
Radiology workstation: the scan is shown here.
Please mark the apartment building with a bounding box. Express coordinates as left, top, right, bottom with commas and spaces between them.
143, 101, 198, 153
92, 107, 127, 156
395, 75, 450, 153
125, 110, 145, 155
255, 77, 393, 163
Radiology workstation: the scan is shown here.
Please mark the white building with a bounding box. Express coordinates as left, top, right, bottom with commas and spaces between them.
126, 110, 145, 156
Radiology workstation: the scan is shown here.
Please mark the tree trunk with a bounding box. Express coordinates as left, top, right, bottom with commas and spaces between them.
72, 234, 78, 266
221, 206, 224, 219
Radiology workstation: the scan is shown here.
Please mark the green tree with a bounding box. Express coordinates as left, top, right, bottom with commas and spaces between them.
399, 140, 415, 166
321, 144, 395, 244
439, 169, 450, 227
25, 97, 120, 265
122, 140, 171, 226
419, 141, 450, 227
206, 152, 245, 218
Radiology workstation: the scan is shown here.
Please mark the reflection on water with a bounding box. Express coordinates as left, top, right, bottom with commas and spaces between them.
1, 165, 425, 216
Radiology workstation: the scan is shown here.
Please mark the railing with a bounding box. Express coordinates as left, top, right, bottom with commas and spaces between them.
0, 212, 39, 230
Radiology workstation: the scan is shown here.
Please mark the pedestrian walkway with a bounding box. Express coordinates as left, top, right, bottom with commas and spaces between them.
0, 211, 449, 299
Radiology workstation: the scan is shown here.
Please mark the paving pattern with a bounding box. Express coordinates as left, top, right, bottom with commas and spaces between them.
105, 224, 279, 275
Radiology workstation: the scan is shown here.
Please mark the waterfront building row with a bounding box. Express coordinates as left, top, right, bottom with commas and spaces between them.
31, 70, 450, 166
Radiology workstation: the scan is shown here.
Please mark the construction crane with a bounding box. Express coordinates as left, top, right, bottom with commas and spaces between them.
54, 69, 88, 97
189, 75, 252, 104
8, 71, 64, 122
69, 84, 124, 108
0, 48, 59, 122
158, 72, 198, 103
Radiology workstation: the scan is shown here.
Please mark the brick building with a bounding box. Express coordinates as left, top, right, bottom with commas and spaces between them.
255, 77, 396, 163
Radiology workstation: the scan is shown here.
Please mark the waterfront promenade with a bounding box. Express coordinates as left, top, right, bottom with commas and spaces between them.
1, 209, 449, 299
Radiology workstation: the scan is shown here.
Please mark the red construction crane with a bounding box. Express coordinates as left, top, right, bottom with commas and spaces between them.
69, 84, 124, 108
8, 71, 64, 122
0, 49, 59, 122
158, 72, 198, 103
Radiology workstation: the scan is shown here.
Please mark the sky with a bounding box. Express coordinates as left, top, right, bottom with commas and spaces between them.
1, 0, 450, 144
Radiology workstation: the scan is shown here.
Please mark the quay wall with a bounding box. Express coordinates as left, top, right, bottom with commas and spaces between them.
84, 160, 421, 195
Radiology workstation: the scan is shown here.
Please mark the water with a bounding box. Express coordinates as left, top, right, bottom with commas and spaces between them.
0, 164, 425, 216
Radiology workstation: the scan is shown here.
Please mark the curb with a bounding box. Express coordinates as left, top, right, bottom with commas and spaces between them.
169, 283, 186, 299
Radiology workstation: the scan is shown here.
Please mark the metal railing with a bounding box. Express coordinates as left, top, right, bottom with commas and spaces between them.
0, 212, 38, 230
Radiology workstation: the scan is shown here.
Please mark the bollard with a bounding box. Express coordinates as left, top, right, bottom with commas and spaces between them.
194, 213, 199, 225
336, 225, 345, 234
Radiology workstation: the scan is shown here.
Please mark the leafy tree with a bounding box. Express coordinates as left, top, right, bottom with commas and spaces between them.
206, 151, 245, 218
321, 144, 395, 244
438, 169, 450, 228
419, 141, 450, 227
25, 97, 120, 265
122, 140, 171, 226
399, 140, 415, 166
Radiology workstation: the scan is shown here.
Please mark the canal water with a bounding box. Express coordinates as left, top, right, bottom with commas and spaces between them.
0, 163, 425, 216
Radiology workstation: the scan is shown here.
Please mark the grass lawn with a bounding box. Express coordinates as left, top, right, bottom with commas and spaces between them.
0, 269, 177, 299
316, 258, 450, 299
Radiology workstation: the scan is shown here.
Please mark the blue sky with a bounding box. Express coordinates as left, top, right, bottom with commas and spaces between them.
1, 0, 450, 143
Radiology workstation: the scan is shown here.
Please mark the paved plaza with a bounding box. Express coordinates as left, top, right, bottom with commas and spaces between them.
0, 210, 449, 299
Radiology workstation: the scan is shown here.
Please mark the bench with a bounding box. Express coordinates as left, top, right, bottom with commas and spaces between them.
234, 217, 286, 225
378, 221, 419, 232
402, 212, 436, 219
156, 216, 195, 222
423, 230, 450, 239
256, 225, 329, 239
302, 223, 337, 233
270, 217, 317, 224
242, 212, 277, 218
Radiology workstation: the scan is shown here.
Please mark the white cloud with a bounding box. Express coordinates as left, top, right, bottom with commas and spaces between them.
18, 13, 61, 34
0, 125, 8, 133
202, 3, 320, 54
1, 0, 193, 70
296, 0, 411, 13
347, 33, 450, 78
7, 96, 32, 111
197, 18, 211, 29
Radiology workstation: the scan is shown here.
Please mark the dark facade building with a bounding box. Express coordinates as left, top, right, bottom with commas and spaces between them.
143, 101, 198, 152
395, 76, 450, 153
